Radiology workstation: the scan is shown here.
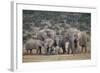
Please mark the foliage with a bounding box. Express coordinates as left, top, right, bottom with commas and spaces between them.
23, 10, 91, 43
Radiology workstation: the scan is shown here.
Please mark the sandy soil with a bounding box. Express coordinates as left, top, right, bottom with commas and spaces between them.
23, 53, 91, 63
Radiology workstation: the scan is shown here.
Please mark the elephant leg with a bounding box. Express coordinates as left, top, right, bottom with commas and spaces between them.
64, 48, 66, 54
74, 48, 77, 54
50, 47, 53, 55
74, 40, 78, 54
71, 49, 74, 54
67, 48, 70, 54
71, 46, 74, 54
40, 48, 42, 54
81, 46, 84, 53
71, 48, 75, 54
73, 47, 76, 54
62, 47, 66, 54
69, 45, 72, 54
26, 49, 28, 54
71, 42, 75, 54
39, 47, 42, 55
84, 46, 87, 53
74, 45, 78, 54
71, 48, 76, 55
36, 49, 39, 55
48, 47, 52, 55
47, 47, 49, 55
67, 44, 71, 54
30, 49, 32, 54
50, 48, 52, 55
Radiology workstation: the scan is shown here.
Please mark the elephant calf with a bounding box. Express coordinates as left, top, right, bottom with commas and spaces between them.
44, 38, 54, 55
25, 38, 44, 55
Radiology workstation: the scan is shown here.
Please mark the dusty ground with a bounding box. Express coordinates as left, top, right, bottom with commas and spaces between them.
23, 53, 91, 63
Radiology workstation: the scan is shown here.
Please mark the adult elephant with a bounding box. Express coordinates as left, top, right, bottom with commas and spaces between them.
37, 28, 56, 41
53, 34, 69, 54
25, 38, 44, 55
79, 31, 88, 53
59, 37, 67, 54
66, 28, 81, 54
37, 29, 48, 41
52, 35, 63, 54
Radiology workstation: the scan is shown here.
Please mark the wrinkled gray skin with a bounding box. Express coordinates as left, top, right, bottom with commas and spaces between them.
66, 28, 88, 54
37, 29, 56, 41
53, 35, 68, 54
37, 29, 48, 41
67, 33, 76, 54
46, 29, 56, 39
37, 29, 56, 55
79, 31, 88, 53
25, 38, 44, 54
44, 38, 54, 55
66, 28, 81, 54
52, 35, 61, 55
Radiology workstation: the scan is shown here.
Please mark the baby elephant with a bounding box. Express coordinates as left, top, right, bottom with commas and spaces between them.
44, 38, 54, 55
25, 38, 44, 55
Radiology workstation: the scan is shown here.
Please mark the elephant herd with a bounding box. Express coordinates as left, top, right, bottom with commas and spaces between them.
24, 28, 90, 55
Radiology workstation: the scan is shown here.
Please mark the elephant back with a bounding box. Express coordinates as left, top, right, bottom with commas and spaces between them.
25, 38, 42, 50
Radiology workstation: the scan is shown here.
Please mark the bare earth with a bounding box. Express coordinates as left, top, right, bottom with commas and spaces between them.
23, 53, 91, 63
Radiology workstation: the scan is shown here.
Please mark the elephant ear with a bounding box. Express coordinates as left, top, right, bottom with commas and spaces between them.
37, 29, 48, 41
79, 31, 88, 45
82, 32, 88, 42
75, 30, 81, 39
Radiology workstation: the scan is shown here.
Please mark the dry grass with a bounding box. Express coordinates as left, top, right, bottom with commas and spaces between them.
23, 53, 91, 63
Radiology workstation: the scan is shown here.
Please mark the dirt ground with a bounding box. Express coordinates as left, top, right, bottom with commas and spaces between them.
23, 53, 91, 63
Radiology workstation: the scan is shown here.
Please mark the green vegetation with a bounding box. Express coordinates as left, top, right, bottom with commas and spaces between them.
23, 10, 91, 43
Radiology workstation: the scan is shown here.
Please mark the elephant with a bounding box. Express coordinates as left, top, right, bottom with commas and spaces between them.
37, 29, 48, 41
79, 31, 88, 53
37, 28, 56, 41
66, 28, 89, 54
51, 35, 61, 55
58, 38, 65, 54
43, 38, 54, 55
25, 38, 44, 55
37, 28, 57, 55
53, 34, 70, 54
52, 36, 64, 54
46, 29, 56, 39
66, 28, 81, 54
65, 41, 69, 53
